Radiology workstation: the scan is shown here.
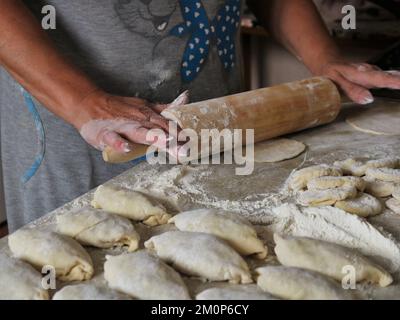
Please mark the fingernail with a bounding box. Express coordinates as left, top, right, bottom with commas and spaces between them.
357, 65, 368, 72
171, 91, 189, 107
360, 94, 374, 105
386, 70, 400, 76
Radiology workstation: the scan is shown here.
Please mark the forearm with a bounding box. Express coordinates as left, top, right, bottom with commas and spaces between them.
248, 0, 341, 74
0, 0, 100, 129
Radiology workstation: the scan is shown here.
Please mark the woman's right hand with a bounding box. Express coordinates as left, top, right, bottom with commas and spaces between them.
77, 90, 189, 154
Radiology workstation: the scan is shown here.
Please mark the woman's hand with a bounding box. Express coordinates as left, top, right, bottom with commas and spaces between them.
77, 91, 189, 154
318, 60, 400, 105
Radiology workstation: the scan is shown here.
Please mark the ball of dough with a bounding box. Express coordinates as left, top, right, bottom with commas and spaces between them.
253, 138, 306, 163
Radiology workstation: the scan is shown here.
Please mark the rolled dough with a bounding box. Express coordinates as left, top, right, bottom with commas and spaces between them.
346, 105, 400, 136
253, 138, 306, 163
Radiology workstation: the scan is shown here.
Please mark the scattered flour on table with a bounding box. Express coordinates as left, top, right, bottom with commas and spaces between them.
268, 204, 400, 273
120, 165, 289, 224
117, 164, 400, 274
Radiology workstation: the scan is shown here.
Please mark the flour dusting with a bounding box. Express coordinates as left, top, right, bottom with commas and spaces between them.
268, 204, 400, 273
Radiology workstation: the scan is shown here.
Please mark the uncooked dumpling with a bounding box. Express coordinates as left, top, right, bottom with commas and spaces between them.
145, 231, 252, 284
307, 176, 365, 192
297, 186, 357, 207
334, 158, 398, 177
288, 165, 342, 191
169, 209, 267, 258
364, 177, 397, 198
335, 193, 383, 217
253, 138, 306, 163
366, 168, 400, 183
0, 253, 49, 300
53, 283, 131, 300
386, 198, 400, 215
274, 234, 392, 287
91, 185, 171, 226
196, 285, 277, 300
104, 251, 190, 300
334, 158, 365, 176
8, 229, 94, 281
56, 207, 140, 252
256, 266, 353, 300
346, 104, 400, 135
393, 188, 400, 200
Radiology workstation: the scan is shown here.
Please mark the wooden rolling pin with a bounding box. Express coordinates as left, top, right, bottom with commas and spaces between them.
103, 77, 341, 163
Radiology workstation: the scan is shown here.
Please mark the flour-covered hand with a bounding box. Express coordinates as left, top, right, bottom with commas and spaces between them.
77, 91, 189, 154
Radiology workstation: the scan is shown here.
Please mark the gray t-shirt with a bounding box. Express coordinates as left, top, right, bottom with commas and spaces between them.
0, 0, 243, 231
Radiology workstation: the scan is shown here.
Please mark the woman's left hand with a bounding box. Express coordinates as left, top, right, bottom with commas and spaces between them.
318, 60, 400, 105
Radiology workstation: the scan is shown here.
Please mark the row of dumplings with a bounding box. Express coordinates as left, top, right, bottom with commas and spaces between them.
289, 158, 400, 218
1, 185, 266, 300
1, 183, 394, 300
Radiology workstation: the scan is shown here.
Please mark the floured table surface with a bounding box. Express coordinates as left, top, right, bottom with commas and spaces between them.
1, 99, 400, 300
